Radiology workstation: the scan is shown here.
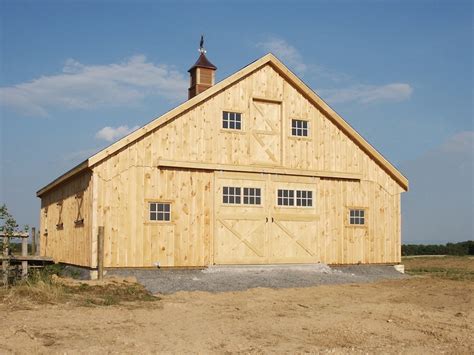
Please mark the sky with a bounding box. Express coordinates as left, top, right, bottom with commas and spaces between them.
0, 0, 472, 244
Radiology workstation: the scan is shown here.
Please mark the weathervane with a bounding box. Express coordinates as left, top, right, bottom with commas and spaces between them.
199, 35, 206, 54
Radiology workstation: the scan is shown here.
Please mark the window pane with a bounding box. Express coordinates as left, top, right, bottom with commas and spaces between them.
150, 203, 156, 212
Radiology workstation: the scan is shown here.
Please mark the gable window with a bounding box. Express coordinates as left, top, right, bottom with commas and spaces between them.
223, 111, 242, 130
243, 188, 261, 205
223, 186, 241, 204
349, 209, 365, 225
277, 189, 294, 206
149, 202, 171, 221
296, 190, 313, 207
291, 119, 308, 137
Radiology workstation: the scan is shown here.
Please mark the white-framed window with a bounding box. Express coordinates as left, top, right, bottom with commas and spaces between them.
296, 190, 313, 207
243, 188, 261, 205
277, 189, 313, 207
223, 111, 242, 130
149, 202, 171, 221
291, 119, 308, 137
223, 186, 262, 205
223, 186, 241, 204
277, 189, 295, 206
349, 209, 365, 225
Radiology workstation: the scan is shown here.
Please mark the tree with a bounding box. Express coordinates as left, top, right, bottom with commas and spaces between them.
1, 204, 28, 286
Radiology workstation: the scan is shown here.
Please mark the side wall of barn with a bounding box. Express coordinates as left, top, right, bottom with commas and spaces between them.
39, 170, 93, 267
92, 160, 213, 267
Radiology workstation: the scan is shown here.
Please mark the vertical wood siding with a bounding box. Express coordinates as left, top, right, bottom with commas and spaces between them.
39, 171, 93, 267
40, 63, 404, 267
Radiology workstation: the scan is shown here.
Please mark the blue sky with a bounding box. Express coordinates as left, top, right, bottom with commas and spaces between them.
1, 0, 472, 243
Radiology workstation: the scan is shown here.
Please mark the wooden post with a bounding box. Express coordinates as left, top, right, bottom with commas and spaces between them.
97, 226, 104, 280
36, 229, 40, 256
21, 237, 28, 278
31, 227, 36, 256
2, 236, 9, 287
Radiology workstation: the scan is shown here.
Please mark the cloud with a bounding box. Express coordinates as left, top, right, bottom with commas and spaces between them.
0, 55, 188, 117
440, 131, 474, 153
95, 125, 140, 142
320, 83, 413, 104
256, 37, 307, 73
255, 36, 412, 104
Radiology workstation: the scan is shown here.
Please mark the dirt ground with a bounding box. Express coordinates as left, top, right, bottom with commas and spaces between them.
1, 259, 473, 354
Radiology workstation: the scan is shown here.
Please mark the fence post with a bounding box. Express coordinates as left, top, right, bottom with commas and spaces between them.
97, 226, 104, 280
36, 229, 40, 256
21, 237, 28, 278
31, 227, 36, 256
2, 236, 9, 287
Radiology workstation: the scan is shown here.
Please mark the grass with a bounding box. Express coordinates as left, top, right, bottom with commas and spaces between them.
0, 265, 159, 308
403, 256, 474, 281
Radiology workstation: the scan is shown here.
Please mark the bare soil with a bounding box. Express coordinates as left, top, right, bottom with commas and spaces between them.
1, 260, 473, 354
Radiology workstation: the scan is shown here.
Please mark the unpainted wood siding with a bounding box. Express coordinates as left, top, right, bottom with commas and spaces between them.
39, 171, 93, 267
129, 63, 403, 195
45, 62, 403, 267
214, 172, 400, 265
93, 162, 213, 267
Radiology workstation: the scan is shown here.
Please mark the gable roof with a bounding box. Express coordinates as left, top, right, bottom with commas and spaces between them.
37, 53, 408, 196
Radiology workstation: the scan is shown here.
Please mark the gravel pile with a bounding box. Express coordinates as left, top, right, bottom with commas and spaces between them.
107, 264, 408, 295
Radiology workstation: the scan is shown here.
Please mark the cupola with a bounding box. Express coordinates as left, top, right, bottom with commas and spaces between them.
188, 36, 217, 99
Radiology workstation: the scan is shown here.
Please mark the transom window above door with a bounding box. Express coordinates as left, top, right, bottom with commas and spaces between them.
223, 186, 262, 205
277, 189, 313, 207
291, 119, 308, 137
243, 187, 261, 205
222, 111, 242, 130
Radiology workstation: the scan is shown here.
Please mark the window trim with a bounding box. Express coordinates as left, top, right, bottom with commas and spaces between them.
346, 207, 368, 228
290, 118, 310, 139
276, 189, 314, 208
222, 110, 243, 132
221, 185, 263, 207
145, 200, 174, 224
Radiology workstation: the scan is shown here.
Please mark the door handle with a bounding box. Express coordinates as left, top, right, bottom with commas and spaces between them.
271, 217, 274, 223
266, 217, 268, 223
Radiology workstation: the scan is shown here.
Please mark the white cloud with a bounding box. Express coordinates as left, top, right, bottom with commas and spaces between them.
256, 37, 307, 73
95, 125, 140, 142
440, 131, 474, 153
0, 55, 188, 117
320, 83, 413, 104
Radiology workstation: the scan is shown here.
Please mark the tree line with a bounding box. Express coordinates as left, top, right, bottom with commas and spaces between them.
402, 241, 474, 256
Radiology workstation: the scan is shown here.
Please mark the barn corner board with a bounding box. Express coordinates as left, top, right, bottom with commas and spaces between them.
37, 50, 408, 268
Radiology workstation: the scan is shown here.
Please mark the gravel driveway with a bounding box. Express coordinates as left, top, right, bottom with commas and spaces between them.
107, 264, 407, 294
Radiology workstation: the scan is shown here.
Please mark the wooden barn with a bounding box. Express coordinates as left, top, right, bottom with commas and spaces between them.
37, 47, 408, 271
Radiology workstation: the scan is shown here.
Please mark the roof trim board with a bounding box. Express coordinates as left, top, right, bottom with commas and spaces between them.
157, 160, 362, 180
37, 53, 408, 196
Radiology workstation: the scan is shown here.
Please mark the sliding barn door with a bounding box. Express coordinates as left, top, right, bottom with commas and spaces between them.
214, 174, 268, 264
213, 172, 321, 265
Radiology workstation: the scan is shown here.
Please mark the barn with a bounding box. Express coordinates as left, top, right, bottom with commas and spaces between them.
37, 48, 408, 272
